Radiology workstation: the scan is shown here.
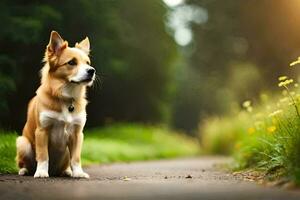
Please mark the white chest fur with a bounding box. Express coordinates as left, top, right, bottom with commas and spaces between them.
39, 107, 86, 144
40, 107, 86, 128
39, 107, 86, 150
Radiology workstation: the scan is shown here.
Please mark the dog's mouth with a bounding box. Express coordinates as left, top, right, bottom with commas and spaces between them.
71, 77, 93, 84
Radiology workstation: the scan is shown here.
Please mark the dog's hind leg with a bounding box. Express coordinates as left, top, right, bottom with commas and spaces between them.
16, 136, 36, 175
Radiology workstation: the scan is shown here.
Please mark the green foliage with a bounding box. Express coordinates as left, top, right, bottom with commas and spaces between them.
89, 0, 177, 125
199, 76, 300, 183
0, 0, 178, 130
171, 0, 300, 132
0, 132, 18, 173
0, 124, 199, 173
82, 124, 199, 164
199, 113, 250, 155
234, 102, 300, 179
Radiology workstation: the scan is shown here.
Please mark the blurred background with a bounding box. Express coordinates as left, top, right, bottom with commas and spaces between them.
1, 0, 300, 135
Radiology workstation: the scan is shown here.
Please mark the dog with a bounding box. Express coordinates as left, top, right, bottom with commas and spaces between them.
16, 31, 95, 178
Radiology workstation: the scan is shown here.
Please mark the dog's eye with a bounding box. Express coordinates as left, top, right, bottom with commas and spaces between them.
67, 59, 77, 66
86, 61, 90, 65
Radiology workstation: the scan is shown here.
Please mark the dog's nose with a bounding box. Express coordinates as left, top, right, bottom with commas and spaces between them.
87, 68, 95, 76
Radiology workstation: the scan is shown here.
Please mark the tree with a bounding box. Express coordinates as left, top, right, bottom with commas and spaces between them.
0, 0, 178, 130
171, 0, 300, 133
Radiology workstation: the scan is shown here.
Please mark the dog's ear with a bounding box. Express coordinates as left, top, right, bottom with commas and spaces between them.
76, 37, 90, 55
47, 31, 67, 56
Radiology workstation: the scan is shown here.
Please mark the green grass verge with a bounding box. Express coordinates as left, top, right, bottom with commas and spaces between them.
199, 80, 300, 184
0, 133, 18, 173
82, 124, 199, 165
0, 124, 199, 174
199, 113, 250, 155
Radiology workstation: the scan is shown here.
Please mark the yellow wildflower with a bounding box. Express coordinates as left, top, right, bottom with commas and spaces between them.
242, 100, 251, 108
290, 59, 300, 66
278, 76, 288, 81
278, 79, 294, 87
248, 127, 255, 135
294, 83, 299, 88
267, 126, 276, 133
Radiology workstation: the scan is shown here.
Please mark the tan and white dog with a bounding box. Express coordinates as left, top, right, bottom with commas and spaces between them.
16, 31, 95, 178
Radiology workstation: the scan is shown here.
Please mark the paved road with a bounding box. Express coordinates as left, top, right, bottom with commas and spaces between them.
0, 157, 299, 200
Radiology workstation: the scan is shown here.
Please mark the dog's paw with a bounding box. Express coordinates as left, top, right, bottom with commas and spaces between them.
62, 168, 73, 177
72, 170, 90, 179
34, 169, 49, 178
18, 168, 28, 176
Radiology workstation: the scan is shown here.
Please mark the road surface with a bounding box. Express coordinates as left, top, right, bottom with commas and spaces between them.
0, 157, 299, 200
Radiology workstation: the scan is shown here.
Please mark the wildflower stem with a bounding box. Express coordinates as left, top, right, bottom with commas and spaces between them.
283, 85, 300, 119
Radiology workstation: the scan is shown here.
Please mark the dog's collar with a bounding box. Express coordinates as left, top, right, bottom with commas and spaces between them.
59, 96, 76, 112
58, 96, 76, 112
38, 90, 77, 112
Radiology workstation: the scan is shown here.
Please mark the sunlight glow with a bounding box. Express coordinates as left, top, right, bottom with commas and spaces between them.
174, 27, 192, 46
166, 4, 208, 46
163, 0, 184, 7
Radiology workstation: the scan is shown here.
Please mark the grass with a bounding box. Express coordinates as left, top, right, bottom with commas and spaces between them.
82, 123, 199, 164
199, 76, 300, 184
199, 112, 250, 155
0, 123, 199, 174
0, 133, 18, 173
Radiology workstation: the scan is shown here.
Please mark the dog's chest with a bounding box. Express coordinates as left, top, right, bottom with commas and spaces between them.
39, 107, 86, 145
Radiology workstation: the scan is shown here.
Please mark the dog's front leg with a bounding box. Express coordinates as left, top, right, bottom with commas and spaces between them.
34, 127, 49, 178
68, 127, 89, 178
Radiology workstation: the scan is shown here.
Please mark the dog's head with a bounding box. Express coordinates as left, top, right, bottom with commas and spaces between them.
44, 31, 95, 87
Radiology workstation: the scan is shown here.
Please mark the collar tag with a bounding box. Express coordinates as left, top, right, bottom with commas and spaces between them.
68, 105, 75, 112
